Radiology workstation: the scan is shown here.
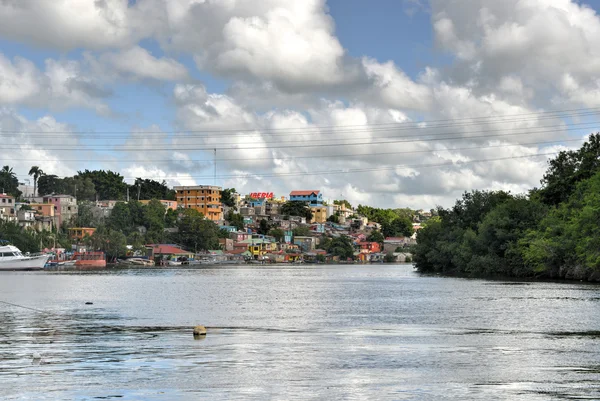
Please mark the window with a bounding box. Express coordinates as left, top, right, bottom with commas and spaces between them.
8, 199, 12, 204
187, 190, 191, 194
1, 199, 4, 203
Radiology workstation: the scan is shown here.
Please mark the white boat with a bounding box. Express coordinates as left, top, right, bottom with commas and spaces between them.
127, 258, 155, 267
0, 245, 50, 271
166, 259, 182, 266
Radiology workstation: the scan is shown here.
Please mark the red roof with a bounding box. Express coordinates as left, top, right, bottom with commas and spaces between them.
290, 190, 320, 196
0, 194, 14, 198
147, 244, 189, 254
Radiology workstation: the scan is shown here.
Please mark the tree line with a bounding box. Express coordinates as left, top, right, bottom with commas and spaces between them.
413, 133, 600, 281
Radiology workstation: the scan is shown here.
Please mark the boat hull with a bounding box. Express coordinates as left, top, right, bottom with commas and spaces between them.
0, 255, 49, 271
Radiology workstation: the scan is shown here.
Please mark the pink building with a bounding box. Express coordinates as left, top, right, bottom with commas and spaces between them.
42, 194, 78, 227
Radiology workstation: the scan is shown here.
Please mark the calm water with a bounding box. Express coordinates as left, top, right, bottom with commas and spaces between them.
0, 264, 599, 400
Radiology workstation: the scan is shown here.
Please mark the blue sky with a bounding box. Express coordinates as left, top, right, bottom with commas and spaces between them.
1, 0, 599, 208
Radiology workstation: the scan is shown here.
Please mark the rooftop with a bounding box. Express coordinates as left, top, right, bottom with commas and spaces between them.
290, 190, 320, 196
146, 244, 191, 255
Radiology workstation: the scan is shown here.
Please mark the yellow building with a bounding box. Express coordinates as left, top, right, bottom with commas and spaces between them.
174, 185, 223, 222
310, 206, 327, 223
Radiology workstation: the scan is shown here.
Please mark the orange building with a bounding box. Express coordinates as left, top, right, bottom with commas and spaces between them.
69, 227, 96, 241
139, 199, 178, 211
174, 185, 223, 222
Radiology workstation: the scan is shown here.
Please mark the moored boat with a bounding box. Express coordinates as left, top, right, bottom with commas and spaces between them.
0, 244, 49, 271
72, 252, 107, 269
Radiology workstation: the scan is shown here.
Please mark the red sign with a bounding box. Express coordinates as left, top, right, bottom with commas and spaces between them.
249, 192, 274, 199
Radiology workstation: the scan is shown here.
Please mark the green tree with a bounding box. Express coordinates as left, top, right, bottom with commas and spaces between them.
0, 220, 40, 253
327, 235, 355, 260
0, 166, 21, 198
225, 210, 244, 231
133, 178, 175, 201
221, 188, 237, 208
382, 217, 413, 238
174, 209, 221, 252
37, 174, 63, 196
327, 213, 340, 223
334, 199, 352, 209
367, 230, 385, 245
281, 201, 313, 220
127, 231, 146, 254
539, 133, 600, 206
76, 169, 128, 200
28, 166, 44, 197
165, 208, 179, 228
268, 228, 285, 242
258, 219, 269, 235
293, 225, 310, 237
73, 200, 103, 227
89, 225, 127, 260
107, 202, 133, 234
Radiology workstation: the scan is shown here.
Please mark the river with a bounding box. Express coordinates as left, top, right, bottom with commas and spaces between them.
0, 264, 598, 400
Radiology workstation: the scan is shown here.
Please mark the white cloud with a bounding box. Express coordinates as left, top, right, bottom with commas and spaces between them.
0, 0, 152, 50
0, 53, 111, 114
100, 46, 189, 81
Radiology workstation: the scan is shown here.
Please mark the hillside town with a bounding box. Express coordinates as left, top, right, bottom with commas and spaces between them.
0, 168, 433, 266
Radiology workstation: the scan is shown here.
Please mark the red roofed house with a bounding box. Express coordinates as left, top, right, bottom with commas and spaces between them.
289, 190, 323, 206
146, 244, 193, 262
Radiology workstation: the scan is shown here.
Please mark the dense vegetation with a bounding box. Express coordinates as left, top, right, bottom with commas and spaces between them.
355, 205, 414, 237
413, 134, 600, 281
36, 170, 176, 201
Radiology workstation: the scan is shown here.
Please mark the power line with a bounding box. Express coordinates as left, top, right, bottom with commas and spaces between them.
31, 152, 557, 181
1, 107, 598, 138
0, 125, 592, 151
3, 118, 597, 146
1, 137, 584, 164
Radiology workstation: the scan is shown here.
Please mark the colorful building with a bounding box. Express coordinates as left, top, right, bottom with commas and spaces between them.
174, 185, 223, 222
139, 199, 178, 211
69, 227, 97, 241
289, 190, 323, 206
357, 242, 382, 254
42, 194, 78, 227
310, 206, 327, 223
0, 194, 16, 222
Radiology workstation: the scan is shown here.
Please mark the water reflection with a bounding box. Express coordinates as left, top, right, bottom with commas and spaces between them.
0, 265, 598, 400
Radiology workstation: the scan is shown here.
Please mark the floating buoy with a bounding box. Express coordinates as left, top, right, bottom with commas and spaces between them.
193, 325, 207, 338
85, 302, 93, 305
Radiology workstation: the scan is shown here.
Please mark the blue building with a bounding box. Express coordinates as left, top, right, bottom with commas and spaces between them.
289, 190, 323, 206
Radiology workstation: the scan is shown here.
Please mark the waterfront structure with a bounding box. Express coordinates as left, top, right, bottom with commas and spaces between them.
289, 190, 323, 206
175, 185, 223, 222
310, 206, 327, 223
0, 194, 16, 222
42, 194, 78, 227
139, 199, 178, 211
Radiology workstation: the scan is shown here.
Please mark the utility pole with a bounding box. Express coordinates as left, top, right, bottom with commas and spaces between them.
214, 148, 217, 186
127, 187, 129, 202
137, 184, 141, 201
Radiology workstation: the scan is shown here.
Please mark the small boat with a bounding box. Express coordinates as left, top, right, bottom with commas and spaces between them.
126, 258, 155, 267
72, 252, 107, 269
166, 259, 182, 266
0, 244, 49, 271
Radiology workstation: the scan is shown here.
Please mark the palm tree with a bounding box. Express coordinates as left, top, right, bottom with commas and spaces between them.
0, 165, 18, 195
28, 166, 44, 197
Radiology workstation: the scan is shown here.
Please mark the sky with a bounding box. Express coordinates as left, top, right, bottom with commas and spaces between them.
1, 0, 600, 209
